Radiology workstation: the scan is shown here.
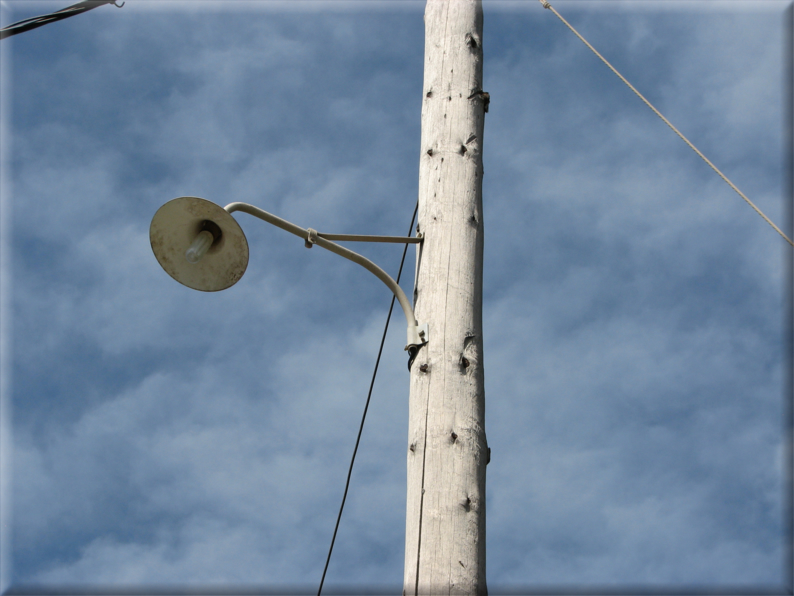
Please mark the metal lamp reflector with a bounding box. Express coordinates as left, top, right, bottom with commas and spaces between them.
150, 196, 249, 292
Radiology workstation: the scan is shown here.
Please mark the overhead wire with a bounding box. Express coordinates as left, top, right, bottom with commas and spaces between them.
0, 0, 123, 40
538, 0, 794, 248
317, 201, 419, 596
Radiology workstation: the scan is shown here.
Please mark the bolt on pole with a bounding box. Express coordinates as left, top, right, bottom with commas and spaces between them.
404, 0, 488, 594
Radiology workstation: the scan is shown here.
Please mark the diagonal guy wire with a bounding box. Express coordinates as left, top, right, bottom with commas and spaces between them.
317, 201, 419, 596
540, 0, 794, 248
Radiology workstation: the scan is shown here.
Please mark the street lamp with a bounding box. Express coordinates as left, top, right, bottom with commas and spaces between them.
150, 196, 428, 356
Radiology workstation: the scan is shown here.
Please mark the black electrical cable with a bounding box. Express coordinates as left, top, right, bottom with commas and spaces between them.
1, 0, 123, 40
317, 201, 419, 596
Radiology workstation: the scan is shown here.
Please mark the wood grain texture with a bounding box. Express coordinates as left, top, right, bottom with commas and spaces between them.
405, 1, 487, 594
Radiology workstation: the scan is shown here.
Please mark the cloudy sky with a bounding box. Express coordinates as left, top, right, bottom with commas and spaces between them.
1, 0, 790, 593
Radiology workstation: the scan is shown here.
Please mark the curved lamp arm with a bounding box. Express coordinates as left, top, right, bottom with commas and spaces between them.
224, 202, 428, 351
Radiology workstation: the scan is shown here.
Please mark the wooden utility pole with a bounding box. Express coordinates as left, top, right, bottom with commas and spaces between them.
405, 1, 487, 594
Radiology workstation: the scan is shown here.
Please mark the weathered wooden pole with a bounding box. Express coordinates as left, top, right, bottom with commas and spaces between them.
405, 0, 487, 594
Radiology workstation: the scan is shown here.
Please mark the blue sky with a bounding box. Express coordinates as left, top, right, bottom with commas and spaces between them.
1, 0, 790, 593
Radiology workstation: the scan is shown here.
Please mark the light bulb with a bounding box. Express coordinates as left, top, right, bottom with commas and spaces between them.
185, 229, 214, 264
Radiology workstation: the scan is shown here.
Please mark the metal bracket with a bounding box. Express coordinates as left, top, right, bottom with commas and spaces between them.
406, 323, 428, 371
305, 228, 318, 248
406, 322, 428, 351
316, 231, 423, 244
223, 203, 425, 368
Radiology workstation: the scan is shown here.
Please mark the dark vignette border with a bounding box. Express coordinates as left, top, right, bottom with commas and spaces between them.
1, 2, 792, 596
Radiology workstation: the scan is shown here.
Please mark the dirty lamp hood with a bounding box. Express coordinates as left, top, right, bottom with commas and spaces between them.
150, 196, 249, 292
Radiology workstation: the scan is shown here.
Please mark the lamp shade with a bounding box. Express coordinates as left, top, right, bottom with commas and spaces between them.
150, 196, 249, 292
